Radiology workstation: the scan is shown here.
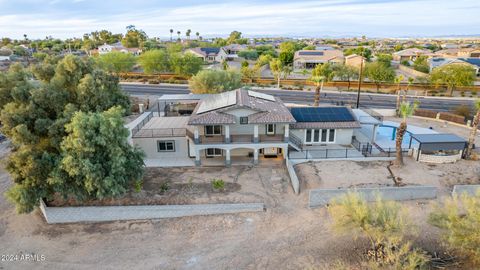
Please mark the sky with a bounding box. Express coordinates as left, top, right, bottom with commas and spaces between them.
0, 0, 479, 39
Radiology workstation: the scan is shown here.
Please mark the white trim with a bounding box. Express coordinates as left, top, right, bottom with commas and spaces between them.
304, 129, 336, 144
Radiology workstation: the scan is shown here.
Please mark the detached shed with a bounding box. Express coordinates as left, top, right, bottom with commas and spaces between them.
409, 133, 467, 163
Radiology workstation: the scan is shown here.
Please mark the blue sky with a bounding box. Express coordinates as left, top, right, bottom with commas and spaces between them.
0, 0, 479, 39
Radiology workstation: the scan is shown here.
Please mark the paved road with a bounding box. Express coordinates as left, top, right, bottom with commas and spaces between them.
121, 83, 474, 111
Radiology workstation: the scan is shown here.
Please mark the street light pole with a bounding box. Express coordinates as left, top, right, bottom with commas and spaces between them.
356, 51, 364, 109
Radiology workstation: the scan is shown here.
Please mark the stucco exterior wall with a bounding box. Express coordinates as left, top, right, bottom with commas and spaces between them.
290, 128, 354, 145
133, 137, 189, 158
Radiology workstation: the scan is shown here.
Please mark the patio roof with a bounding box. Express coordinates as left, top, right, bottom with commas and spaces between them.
411, 133, 467, 144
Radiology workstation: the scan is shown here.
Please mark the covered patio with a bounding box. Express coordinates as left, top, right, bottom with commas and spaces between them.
410, 133, 468, 163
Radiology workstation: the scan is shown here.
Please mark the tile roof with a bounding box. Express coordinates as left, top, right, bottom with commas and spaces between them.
294, 50, 344, 62
188, 89, 296, 125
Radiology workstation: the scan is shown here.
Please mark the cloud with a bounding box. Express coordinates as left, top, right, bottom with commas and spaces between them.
0, 0, 479, 39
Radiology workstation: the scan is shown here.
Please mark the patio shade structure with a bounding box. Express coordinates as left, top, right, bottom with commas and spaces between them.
409, 133, 468, 161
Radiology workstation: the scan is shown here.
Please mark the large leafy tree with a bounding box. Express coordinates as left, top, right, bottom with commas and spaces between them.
169, 53, 203, 77
1, 55, 131, 213
430, 64, 476, 96
96, 51, 136, 75
365, 61, 396, 92
51, 107, 144, 201
310, 63, 335, 106
429, 192, 480, 267
121, 25, 147, 48
189, 69, 242, 94
138, 49, 170, 74
333, 63, 358, 91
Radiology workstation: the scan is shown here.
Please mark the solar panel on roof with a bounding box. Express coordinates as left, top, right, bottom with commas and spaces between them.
298, 51, 324, 56
290, 107, 355, 122
200, 48, 220, 54
248, 90, 275, 101
196, 91, 237, 114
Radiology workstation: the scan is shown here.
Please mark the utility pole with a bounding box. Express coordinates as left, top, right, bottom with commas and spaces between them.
356, 50, 364, 108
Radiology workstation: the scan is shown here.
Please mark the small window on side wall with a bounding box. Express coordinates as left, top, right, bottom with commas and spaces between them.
240, 117, 248, 124
157, 140, 175, 152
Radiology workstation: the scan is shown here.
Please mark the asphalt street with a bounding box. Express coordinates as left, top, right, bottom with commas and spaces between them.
121, 83, 474, 111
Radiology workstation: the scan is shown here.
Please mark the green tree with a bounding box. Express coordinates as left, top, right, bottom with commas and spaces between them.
50, 106, 144, 201
97, 51, 136, 75
395, 101, 418, 166
376, 54, 393, 67
138, 49, 170, 74
329, 192, 428, 269
465, 100, 480, 159
364, 62, 396, 92
430, 64, 476, 96
310, 63, 334, 106
255, 54, 273, 68
344, 47, 372, 61
412, 56, 429, 73
189, 69, 242, 94
333, 64, 358, 90
238, 50, 258, 60
122, 26, 147, 48
269, 58, 292, 88
278, 41, 304, 66
254, 45, 277, 57
226, 31, 242, 44
1, 55, 131, 213
241, 66, 259, 83
429, 191, 480, 267
169, 53, 203, 76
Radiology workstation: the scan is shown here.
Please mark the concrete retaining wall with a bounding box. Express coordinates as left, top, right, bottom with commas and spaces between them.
286, 158, 300, 194
39, 200, 265, 224
309, 186, 437, 208
452, 185, 480, 196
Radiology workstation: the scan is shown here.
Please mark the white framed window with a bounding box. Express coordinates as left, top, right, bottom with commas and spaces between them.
206, 148, 223, 157
266, 124, 276, 135
240, 117, 248, 124
305, 129, 335, 143
157, 140, 175, 152
205, 125, 222, 136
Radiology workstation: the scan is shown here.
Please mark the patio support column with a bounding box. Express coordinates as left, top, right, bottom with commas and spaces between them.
195, 149, 201, 166
194, 126, 200, 144
284, 124, 289, 142
225, 149, 231, 167
253, 125, 259, 143
253, 149, 259, 165
372, 124, 378, 143
282, 147, 287, 159
224, 125, 230, 143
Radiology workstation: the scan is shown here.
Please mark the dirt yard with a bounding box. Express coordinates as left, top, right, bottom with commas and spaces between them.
295, 158, 480, 196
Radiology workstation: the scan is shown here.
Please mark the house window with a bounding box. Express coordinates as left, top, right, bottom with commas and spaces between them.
266, 124, 276, 135
157, 140, 175, 152
206, 148, 222, 157
240, 117, 248, 125
305, 129, 336, 143
205, 125, 222, 136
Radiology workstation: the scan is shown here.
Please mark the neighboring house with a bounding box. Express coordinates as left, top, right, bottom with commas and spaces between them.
435, 48, 480, 58
315, 45, 336, 51
222, 44, 248, 61
293, 50, 344, 70
131, 89, 371, 166
185, 47, 222, 63
345, 54, 365, 69
392, 48, 432, 62
0, 47, 12, 61
428, 57, 480, 76
98, 42, 142, 55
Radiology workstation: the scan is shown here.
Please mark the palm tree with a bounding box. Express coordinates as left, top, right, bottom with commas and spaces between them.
169, 29, 173, 41
465, 99, 480, 159
395, 101, 419, 166
177, 31, 181, 41
196, 32, 200, 40
186, 29, 191, 40
310, 63, 334, 106
394, 75, 404, 115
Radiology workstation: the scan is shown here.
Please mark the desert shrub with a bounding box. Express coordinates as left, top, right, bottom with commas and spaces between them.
159, 182, 170, 193
453, 105, 472, 120
211, 179, 225, 190
133, 180, 143, 193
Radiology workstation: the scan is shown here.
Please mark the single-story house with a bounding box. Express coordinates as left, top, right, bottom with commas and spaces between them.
98, 42, 142, 55
393, 48, 433, 62
428, 57, 480, 76
185, 47, 223, 63
345, 54, 365, 69
293, 50, 344, 70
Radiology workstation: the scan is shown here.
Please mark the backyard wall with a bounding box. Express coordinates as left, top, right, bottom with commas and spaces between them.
286, 158, 300, 194
39, 200, 265, 224
452, 185, 480, 196
309, 186, 437, 208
